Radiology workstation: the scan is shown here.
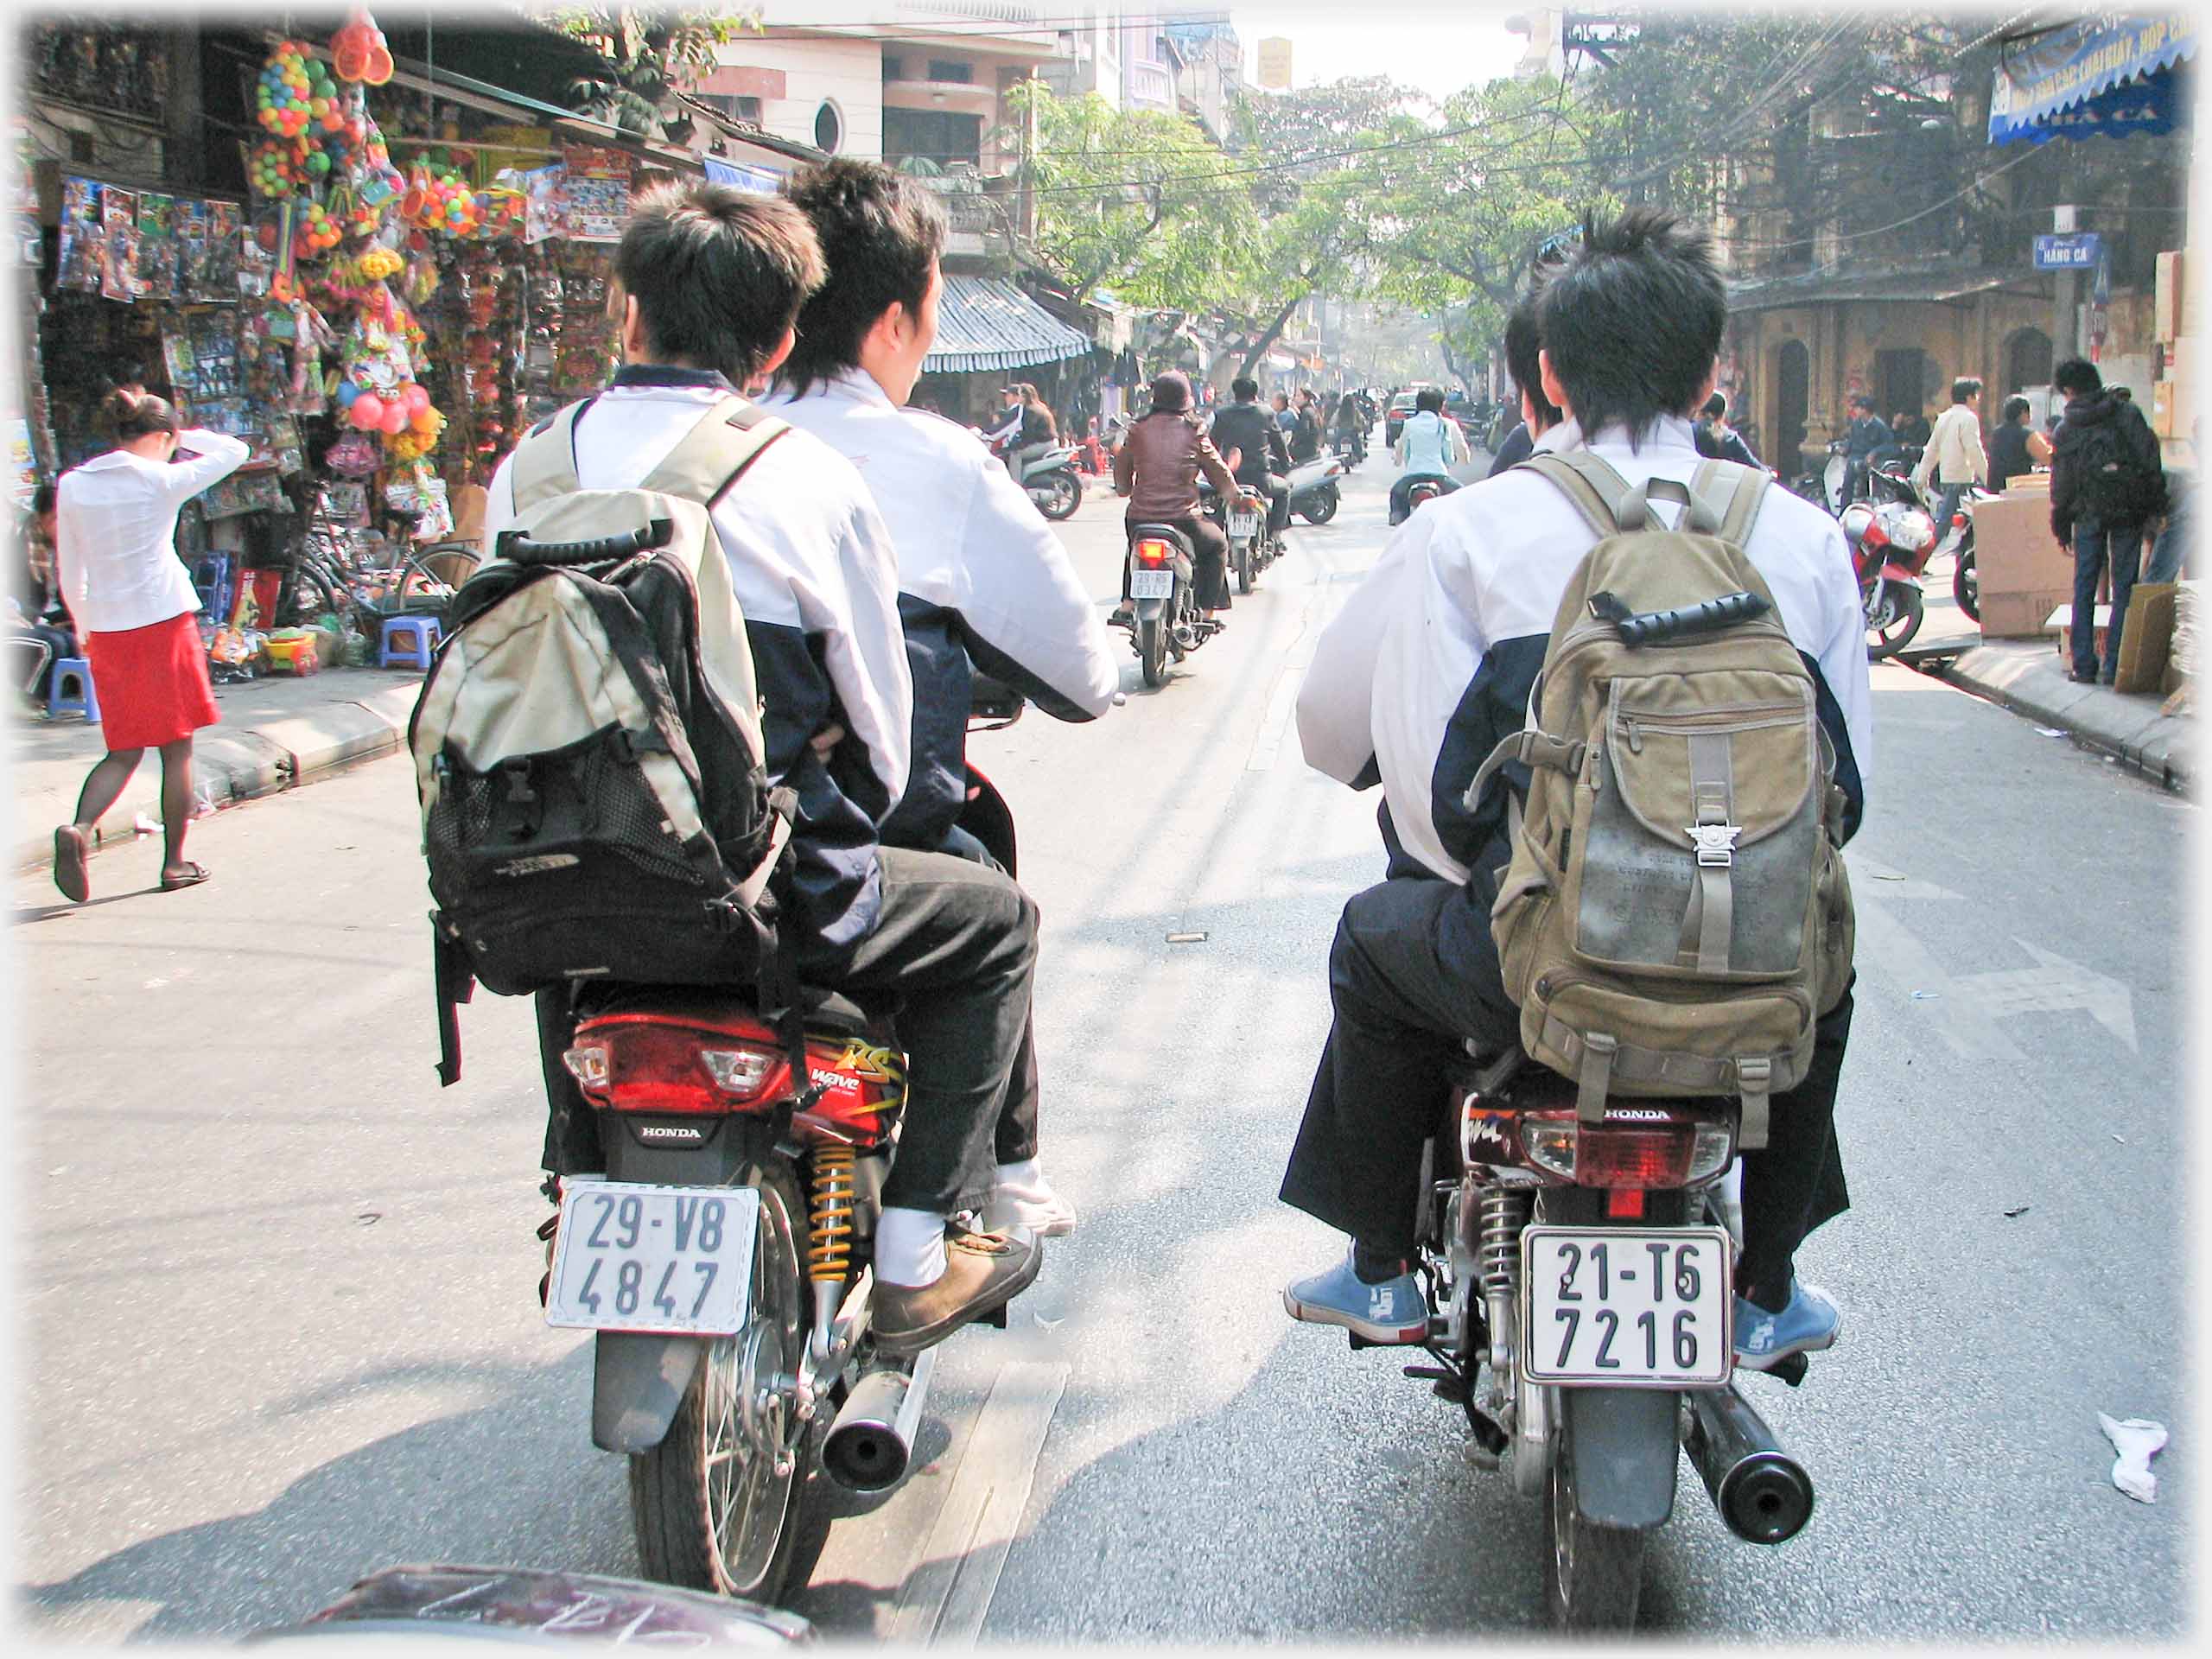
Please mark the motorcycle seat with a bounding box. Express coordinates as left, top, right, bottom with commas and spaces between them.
797, 983, 879, 1036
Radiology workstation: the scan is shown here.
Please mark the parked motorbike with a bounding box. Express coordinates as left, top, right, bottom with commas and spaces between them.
977, 430, 1084, 521
1790, 440, 1847, 517
1910, 476, 1998, 626
1839, 489, 1940, 658
1117, 521, 1221, 687
1379, 1044, 1814, 1631
1287, 455, 1347, 524
540, 691, 1031, 1605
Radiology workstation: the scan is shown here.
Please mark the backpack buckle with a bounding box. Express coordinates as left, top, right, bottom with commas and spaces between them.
1688, 823, 1740, 868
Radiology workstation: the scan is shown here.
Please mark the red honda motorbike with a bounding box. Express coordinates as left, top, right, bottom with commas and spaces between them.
541, 683, 1028, 1606
1840, 479, 1939, 658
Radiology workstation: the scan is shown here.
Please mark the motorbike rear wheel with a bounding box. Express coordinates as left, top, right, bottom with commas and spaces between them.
630, 1162, 814, 1604
1299, 486, 1338, 525
1138, 614, 1166, 687
1234, 539, 1253, 594
1544, 1414, 1648, 1631
1865, 580, 1926, 659
1952, 546, 1980, 622
1035, 469, 1082, 522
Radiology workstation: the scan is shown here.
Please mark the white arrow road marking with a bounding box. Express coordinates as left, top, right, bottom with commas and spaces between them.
888, 1360, 1069, 1645
1955, 938, 2139, 1053
1851, 900, 2025, 1065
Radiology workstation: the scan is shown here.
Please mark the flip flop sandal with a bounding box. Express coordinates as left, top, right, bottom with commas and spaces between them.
159, 862, 213, 892
53, 826, 90, 904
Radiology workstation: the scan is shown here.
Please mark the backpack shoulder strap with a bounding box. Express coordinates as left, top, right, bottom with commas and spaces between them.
641, 395, 792, 508
1689, 458, 1771, 550
1516, 450, 1638, 538
509, 397, 597, 512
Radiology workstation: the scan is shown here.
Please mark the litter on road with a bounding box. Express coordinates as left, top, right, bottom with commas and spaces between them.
2098, 1414, 2168, 1504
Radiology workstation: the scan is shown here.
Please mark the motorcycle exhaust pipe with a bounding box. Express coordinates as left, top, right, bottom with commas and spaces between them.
1684, 1382, 1815, 1545
820, 1347, 936, 1493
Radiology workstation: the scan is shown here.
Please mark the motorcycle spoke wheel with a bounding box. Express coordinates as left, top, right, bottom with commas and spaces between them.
1865, 582, 1925, 659
1543, 1417, 1648, 1631
631, 1167, 812, 1603
1039, 473, 1081, 521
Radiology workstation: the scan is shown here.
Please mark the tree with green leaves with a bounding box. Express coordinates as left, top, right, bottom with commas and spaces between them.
1001, 81, 1259, 309
550, 4, 760, 136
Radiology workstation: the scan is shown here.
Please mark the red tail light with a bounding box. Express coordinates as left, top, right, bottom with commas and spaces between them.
1134, 537, 1174, 566
565, 1016, 792, 1115
1517, 1109, 1734, 1188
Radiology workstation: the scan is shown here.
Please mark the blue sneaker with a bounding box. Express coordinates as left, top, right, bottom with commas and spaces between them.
1733, 1278, 1841, 1370
1282, 1249, 1429, 1344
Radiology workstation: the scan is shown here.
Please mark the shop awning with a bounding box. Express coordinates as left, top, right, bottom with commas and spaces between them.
1726, 260, 2047, 314
924, 276, 1095, 374
1265, 351, 1296, 372
1988, 15, 2197, 145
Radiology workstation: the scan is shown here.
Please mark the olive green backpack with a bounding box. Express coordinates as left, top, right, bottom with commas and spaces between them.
1472, 452, 1855, 1150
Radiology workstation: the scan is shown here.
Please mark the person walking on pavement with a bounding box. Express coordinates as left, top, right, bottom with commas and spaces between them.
1695, 391, 1763, 468
766, 158, 1120, 1240
2050, 357, 2169, 685
1913, 377, 1989, 534
49, 388, 249, 902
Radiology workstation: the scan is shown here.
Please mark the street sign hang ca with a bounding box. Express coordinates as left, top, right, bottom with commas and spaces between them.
2035, 232, 2103, 270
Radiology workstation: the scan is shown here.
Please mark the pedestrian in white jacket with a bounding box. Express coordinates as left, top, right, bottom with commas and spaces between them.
1914, 377, 1988, 532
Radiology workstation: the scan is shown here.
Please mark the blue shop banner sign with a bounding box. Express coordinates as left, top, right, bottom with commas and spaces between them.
2034, 232, 2104, 270
1989, 14, 2197, 144
703, 158, 785, 195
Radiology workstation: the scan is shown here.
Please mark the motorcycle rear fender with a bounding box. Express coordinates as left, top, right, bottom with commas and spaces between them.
593, 1332, 707, 1453
1559, 1385, 1681, 1530
1134, 594, 1171, 621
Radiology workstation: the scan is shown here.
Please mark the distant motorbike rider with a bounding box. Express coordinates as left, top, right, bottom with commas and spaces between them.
1695, 391, 1763, 469
1002, 382, 1058, 483
766, 159, 1122, 1237
1208, 377, 1293, 548
1388, 387, 1470, 524
1332, 390, 1368, 461
1288, 389, 1324, 465
1841, 393, 1889, 505
1111, 372, 1258, 632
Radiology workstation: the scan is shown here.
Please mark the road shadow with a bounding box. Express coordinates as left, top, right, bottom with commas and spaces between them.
22, 1350, 632, 1642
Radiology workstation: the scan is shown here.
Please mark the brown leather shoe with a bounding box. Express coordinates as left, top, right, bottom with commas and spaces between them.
872, 1226, 1043, 1354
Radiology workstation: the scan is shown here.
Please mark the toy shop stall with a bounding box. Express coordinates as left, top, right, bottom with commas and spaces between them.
18, 10, 683, 690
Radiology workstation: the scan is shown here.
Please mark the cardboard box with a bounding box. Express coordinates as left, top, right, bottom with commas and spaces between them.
2050, 603, 2113, 662
1980, 588, 2071, 639
2116, 582, 2178, 693
2157, 251, 2185, 343
2153, 336, 2196, 439
1970, 493, 2071, 639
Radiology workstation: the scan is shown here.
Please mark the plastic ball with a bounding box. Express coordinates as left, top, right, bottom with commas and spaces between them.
337, 379, 359, 409
410, 408, 441, 436
349, 393, 385, 429
378, 403, 410, 435
306, 150, 331, 175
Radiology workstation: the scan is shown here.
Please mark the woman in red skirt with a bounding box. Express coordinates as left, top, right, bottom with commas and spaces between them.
50, 388, 249, 901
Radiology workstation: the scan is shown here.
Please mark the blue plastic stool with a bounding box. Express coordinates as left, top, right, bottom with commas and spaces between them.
192, 554, 234, 624
379, 613, 442, 670
49, 657, 99, 722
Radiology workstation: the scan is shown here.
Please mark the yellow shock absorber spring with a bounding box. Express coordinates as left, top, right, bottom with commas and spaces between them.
808, 1142, 857, 1285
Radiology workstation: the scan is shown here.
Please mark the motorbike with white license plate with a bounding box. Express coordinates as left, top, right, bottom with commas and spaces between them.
1116, 521, 1219, 687
1201, 463, 1279, 594
538, 682, 1033, 1607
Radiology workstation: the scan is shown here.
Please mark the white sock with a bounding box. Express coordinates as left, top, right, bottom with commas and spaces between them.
993, 1158, 1051, 1200
874, 1207, 948, 1288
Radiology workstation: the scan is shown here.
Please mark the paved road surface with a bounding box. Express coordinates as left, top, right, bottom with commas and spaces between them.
16, 445, 2190, 1640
